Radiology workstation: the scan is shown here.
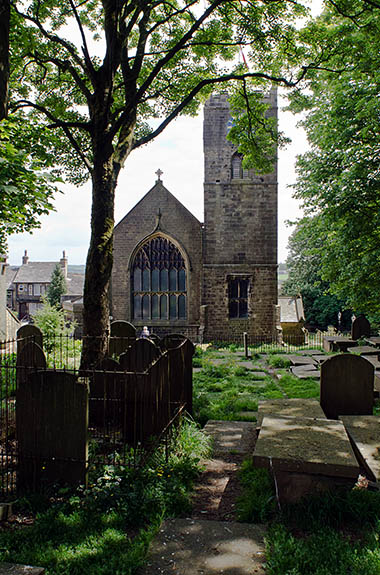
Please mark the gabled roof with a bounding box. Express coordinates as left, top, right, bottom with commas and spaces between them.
66, 273, 84, 295
115, 180, 202, 230
13, 262, 58, 283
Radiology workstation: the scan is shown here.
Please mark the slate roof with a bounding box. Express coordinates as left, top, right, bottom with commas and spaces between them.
13, 262, 58, 283
278, 296, 305, 323
66, 273, 84, 296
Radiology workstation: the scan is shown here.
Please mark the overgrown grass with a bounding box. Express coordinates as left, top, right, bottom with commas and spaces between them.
278, 373, 320, 398
0, 417, 210, 575
236, 460, 276, 523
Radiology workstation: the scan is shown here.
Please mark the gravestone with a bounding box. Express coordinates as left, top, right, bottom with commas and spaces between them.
340, 415, 380, 483
119, 338, 160, 372
17, 324, 43, 352
167, 338, 194, 415
109, 320, 136, 356
320, 354, 373, 419
17, 371, 88, 491
16, 341, 46, 387
160, 333, 187, 352
89, 357, 123, 428
351, 315, 371, 341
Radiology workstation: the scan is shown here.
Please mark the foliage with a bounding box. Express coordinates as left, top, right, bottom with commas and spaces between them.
7, 0, 328, 365
32, 298, 74, 339
0, 417, 209, 574
267, 355, 291, 369
236, 460, 276, 523
47, 264, 67, 307
0, 117, 58, 252
283, 218, 352, 330
288, 1, 380, 315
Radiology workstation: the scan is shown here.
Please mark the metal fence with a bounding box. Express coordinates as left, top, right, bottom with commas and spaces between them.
0, 332, 193, 500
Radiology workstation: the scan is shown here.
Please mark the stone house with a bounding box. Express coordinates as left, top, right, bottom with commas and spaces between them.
111, 91, 279, 343
8, 250, 84, 320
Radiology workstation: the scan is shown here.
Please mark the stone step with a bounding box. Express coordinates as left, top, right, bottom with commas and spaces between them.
140, 518, 266, 575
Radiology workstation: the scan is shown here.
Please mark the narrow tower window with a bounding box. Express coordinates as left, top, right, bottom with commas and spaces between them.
228, 277, 249, 318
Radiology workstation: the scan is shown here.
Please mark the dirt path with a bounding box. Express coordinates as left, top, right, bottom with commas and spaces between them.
139, 420, 266, 575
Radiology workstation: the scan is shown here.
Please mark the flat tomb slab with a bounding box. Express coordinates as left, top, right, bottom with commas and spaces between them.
362, 356, 380, 369
287, 355, 317, 366
312, 354, 330, 364
340, 416, 380, 482
254, 415, 360, 478
291, 364, 318, 374
257, 399, 325, 427
366, 337, 380, 348
296, 349, 323, 356
296, 371, 320, 380
0, 565, 45, 575
347, 346, 380, 356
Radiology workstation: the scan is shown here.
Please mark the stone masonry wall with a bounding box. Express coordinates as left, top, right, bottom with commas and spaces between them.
111, 181, 202, 334
202, 91, 278, 341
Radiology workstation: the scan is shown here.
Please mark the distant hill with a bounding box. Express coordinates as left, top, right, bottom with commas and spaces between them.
68, 265, 85, 274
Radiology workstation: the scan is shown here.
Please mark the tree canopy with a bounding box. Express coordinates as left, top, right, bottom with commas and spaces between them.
289, 0, 380, 315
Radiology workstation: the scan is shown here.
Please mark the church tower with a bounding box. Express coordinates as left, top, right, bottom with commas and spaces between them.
201, 91, 278, 342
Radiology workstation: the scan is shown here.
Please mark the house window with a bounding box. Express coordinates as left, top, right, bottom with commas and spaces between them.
132, 236, 187, 321
228, 277, 249, 319
34, 284, 41, 296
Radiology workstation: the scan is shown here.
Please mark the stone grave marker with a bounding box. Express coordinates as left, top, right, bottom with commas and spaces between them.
320, 354, 373, 419
340, 415, 380, 483
90, 357, 123, 428
257, 398, 325, 427
17, 371, 88, 491
323, 336, 357, 353
352, 315, 371, 341
253, 415, 360, 503
109, 320, 136, 356
287, 354, 317, 366
347, 345, 379, 356
16, 341, 46, 388
366, 336, 380, 348
17, 324, 43, 352
160, 333, 187, 351
119, 338, 160, 372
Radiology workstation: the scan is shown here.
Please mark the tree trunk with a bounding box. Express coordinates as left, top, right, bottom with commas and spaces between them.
80, 153, 115, 369
0, 0, 10, 120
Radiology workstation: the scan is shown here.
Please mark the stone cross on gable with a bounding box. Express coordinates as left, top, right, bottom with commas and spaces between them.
155, 168, 163, 182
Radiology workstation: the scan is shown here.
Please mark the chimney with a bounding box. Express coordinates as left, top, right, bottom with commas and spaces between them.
60, 250, 68, 278
22, 250, 29, 265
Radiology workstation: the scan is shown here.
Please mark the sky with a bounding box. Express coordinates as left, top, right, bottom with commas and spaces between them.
7, 1, 323, 267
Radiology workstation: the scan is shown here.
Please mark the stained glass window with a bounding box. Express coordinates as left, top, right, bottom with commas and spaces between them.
132, 236, 187, 320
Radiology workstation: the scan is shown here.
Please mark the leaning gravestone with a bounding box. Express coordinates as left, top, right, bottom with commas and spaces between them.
16, 341, 46, 388
351, 315, 371, 341
320, 354, 373, 419
17, 324, 43, 353
119, 338, 160, 372
109, 320, 136, 357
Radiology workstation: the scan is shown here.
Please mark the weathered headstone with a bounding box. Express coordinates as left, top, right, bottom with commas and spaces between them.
257, 398, 325, 427
109, 320, 136, 356
17, 371, 88, 491
167, 338, 194, 415
323, 336, 356, 353
89, 357, 123, 428
351, 315, 371, 341
16, 341, 46, 388
17, 324, 43, 353
119, 338, 160, 372
320, 354, 373, 419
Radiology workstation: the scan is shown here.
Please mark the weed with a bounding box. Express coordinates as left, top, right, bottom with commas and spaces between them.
267, 355, 291, 368
279, 373, 320, 398
236, 461, 276, 523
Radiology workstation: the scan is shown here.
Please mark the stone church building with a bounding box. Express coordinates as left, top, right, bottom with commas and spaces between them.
111, 91, 278, 342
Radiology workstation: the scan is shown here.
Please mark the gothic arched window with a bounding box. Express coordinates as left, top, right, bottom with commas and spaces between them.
231, 153, 242, 179
132, 236, 187, 320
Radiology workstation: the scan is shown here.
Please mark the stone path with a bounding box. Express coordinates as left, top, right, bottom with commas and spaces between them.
139, 420, 266, 575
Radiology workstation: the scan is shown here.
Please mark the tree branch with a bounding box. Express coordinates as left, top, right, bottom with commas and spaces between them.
12, 99, 93, 172
67, 0, 96, 83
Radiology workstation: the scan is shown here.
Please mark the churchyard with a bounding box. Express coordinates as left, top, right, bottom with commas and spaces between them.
0, 323, 380, 574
